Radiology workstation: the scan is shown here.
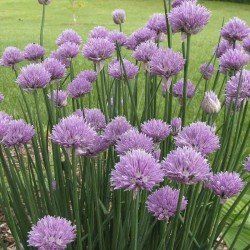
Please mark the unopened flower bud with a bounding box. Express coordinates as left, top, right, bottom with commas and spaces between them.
201, 91, 221, 114
38, 0, 51, 5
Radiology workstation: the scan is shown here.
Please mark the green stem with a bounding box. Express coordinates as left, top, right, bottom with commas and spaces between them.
131, 192, 140, 250
40, 4, 45, 46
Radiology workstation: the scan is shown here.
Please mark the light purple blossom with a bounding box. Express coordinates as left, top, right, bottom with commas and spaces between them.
171, 0, 197, 8
162, 147, 211, 184
24, 43, 45, 61
111, 149, 164, 192
221, 17, 250, 42
27, 215, 76, 250
50, 50, 70, 68
244, 156, 250, 172
173, 79, 195, 98
57, 42, 79, 59
0, 115, 12, 141
168, 2, 210, 35
51, 115, 97, 154
125, 34, 138, 50
83, 38, 115, 62
133, 41, 158, 63
0, 47, 23, 67
141, 119, 171, 142
171, 117, 182, 136
85, 135, 110, 157
77, 70, 97, 83
112, 9, 126, 25
146, 14, 167, 34
207, 172, 244, 202
219, 48, 249, 72
201, 91, 221, 114
2, 119, 35, 147
56, 29, 82, 46
214, 39, 242, 58
200, 63, 214, 80
0, 111, 12, 121
108, 59, 139, 80
243, 36, 250, 53
115, 129, 154, 155
17, 63, 51, 90
89, 26, 109, 39
149, 48, 185, 79
38, 0, 51, 5
175, 122, 220, 155
103, 116, 132, 144
146, 186, 187, 221
67, 77, 92, 99
108, 31, 127, 46
133, 27, 156, 45
0, 93, 4, 103
43, 58, 66, 80
48, 90, 68, 107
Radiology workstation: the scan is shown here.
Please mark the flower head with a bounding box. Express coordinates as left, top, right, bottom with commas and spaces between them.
141, 119, 171, 142
83, 38, 115, 62
146, 14, 167, 34
67, 77, 92, 99
51, 115, 97, 154
112, 9, 126, 25
221, 17, 250, 42
56, 29, 82, 46
50, 50, 70, 68
168, 2, 210, 35
2, 119, 35, 147
17, 63, 51, 90
108, 31, 127, 46
201, 91, 221, 114
244, 156, 250, 172
175, 122, 220, 155
85, 135, 110, 157
207, 172, 244, 202
48, 90, 68, 107
43, 58, 66, 80
215, 39, 237, 58
116, 129, 154, 155
172, 0, 197, 8
219, 48, 249, 72
89, 26, 109, 39
149, 48, 185, 79
27, 215, 76, 250
0, 47, 23, 67
162, 147, 211, 184
133, 41, 158, 63
146, 186, 187, 221
111, 149, 164, 192
171, 117, 182, 135
243, 36, 250, 53
103, 116, 132, 144
173, 79, 195, 98
200, 63, 214, 80
38, 0, 51, 5
57, 42, 79, 59
24, 43, 45, 61
133, 27, 156, 45
0, 114, 12, 141
77, 70, 97, 83
108, 59, 139, 80
125, 34, 138, 50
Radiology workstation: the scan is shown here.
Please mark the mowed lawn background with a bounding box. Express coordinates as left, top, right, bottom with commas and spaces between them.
0, 0, 250, 116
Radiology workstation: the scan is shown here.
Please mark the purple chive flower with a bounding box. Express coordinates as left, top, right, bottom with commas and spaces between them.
219, 48, 249, 72
0, 93, 4, 103
83, 38, 115, 63
115, 129, 154, 155
221, 17, 250, 42
173, 79, 195, 99
133, 41, 158, 63
150, 48, 185, 80
38, 0, 51, 5
146, 186, 187, 221
24, 43, 45, 61
56, 29, 82, 46
48, 90, 68, 107
111, 149, 164, 192
103, 116, 132, 144
146, 14, 167, 34
51, 115, 97, 154
141, 119, 171, 142
168, 2, 210, 35
89, 26, 109, 39
27, 215, 76, 250
243, 36, 250, 53
57, 42, 79, 59
50, 50, 70, 68
77, 70, 97, 83
171, 117, 182, 136
200, 63, 214, 80
2, 119, 35, 147
0, 111, 12, 121
82, 108, 106, 131
43, 58, 66, 80
125, 34, 138, 50
0, 47, 23, 67
172, 0, 197, 8
108, 31, 127, 46
201, 91, 221, 114
108, 59, 139, 80
175, 122, 220, 155
225, 70, 250, 107
67, 77, 92, 99
214, 39, 240, 58
162, 147, 211, 184
244, 156, 250, 172
112, 9, 126, 25
133, 27, 156, 45
85, 135, 110, 157
0, 115, 12, 141
207, 172, 244, 202
17, 63, 51, 90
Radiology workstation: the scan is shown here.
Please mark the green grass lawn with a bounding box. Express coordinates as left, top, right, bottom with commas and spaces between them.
0, 0, 250, 116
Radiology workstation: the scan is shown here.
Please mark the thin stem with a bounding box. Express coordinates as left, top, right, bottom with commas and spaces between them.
40, 4, 46, 47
